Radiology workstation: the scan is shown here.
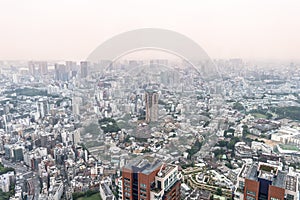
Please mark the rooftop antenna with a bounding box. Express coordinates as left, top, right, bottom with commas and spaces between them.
157, 163, 165, 177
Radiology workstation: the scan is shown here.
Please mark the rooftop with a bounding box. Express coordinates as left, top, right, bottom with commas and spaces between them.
258, 163, 278, 174
272, 171, 286, 188
239, 164, 257, 180
124, 156, 162, 175
258, 171, 275, 181
186, 189, 211, 200
158, 164, 176, 178
100, 183, 113, 197
241, 162, 292, 190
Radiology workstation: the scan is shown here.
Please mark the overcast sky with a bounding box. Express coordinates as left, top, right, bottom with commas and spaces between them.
0, 0, 299, 61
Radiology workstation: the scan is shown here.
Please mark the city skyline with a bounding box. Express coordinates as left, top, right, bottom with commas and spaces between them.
1, 1, 300, 200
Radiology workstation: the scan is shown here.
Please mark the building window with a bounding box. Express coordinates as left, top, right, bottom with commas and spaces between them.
164, 179, 169, 187
286, 194, 294, 200
270, 198, 280, 200
246, 196, 255, 200
140, 188, 146, 193
140, 192, 147, 198
125, 192, 130, 197
246, 190, 256, 196
125, 182, 130, 186
157, 181, 161, 189
239, 181, 244, 190
140, 183, 147, 188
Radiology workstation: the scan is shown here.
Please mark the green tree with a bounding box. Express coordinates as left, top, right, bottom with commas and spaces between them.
98, 118, 121, 133
233, 102, 244, 111
216, 188, 223, 196
187, 139, 203, 159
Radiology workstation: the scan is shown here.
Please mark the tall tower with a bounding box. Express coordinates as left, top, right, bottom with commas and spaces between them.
72, 96, 82, 116
54, 64, 68, 81
145, 90, 158, 123
28, 61, 48, 76
39, 61, 48, 75
80, 61, 88, 78
37, 98, 49, 119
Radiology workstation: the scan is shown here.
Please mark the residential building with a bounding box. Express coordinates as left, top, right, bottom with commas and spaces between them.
145, 91, 158, 123
100, 182, 115, 200
121, 156, 181, 200
234, 162, 299, 200
80, 61, 88, 78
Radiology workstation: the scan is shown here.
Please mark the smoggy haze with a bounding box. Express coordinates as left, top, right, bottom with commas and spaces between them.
0, 0, 299, 61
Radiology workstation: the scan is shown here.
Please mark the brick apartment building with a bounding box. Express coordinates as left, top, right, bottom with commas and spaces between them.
119, 156, 181, 200
234, 162, 299, 200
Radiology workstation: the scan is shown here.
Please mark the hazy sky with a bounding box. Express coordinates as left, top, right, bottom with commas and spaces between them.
0, 0, 299, 61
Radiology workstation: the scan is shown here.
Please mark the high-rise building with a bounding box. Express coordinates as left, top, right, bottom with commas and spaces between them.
145, 91, 158, 123
72, 96, 82, 116
13, 146, 24, 162
37, 98, 49, 119
39, 61, 48, 75
150, 59, 168, 68
80, 61, 88, 78
4, 144, 12, 159
54, 64, 69, 81
66, 61, 77, 71
234, 162, 299, 200
28, 61, 48, 76
121, 157, 181, 200
66, 61, 78, 78
72, 129, 81, 145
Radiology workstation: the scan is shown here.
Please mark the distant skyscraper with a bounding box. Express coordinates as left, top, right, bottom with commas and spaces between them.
66, 61, 78, 78
150, 59, 168, 68
72, 129, 81, 145
28, 61, 36, 76
72, 96, 82, 116
13, 146, 24, 162
66, 61, 77, 71
121, 157, 181, 200
28, 61, 48, 76
37, 98, 49, 119
39, 61, 48, 75
54, 64, 69, 81
145, 91, 158, 123
80, 61, 88, 78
